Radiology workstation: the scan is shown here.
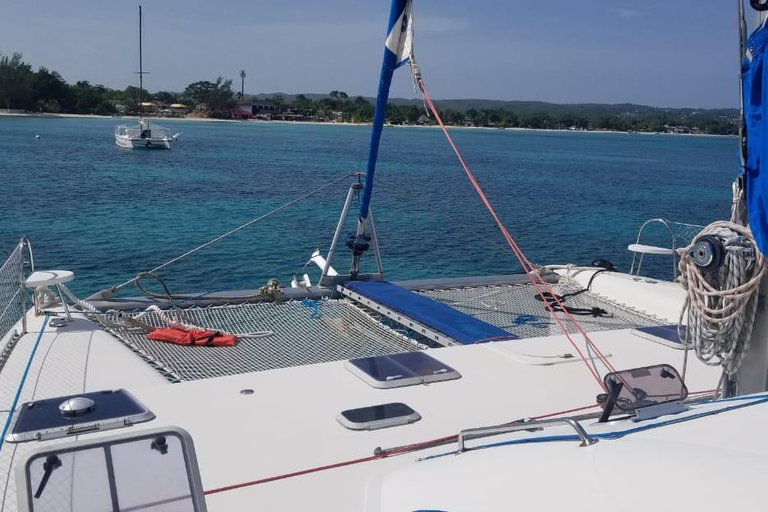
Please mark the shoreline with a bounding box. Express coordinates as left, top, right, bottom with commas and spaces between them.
0, 111, 734, 137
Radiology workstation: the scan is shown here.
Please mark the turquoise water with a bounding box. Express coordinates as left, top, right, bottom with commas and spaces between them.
0, 117, 736, 297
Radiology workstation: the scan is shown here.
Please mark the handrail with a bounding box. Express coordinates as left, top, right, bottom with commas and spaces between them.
629, 218, 676, 278
456, 417, 597, 453
629, 219, 705, 278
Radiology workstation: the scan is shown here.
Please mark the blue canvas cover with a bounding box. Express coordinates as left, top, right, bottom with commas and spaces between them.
344, 281, 517, 345
744, 20, 768, 255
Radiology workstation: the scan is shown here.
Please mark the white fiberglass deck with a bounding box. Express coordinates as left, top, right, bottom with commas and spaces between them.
0, 270, 723, 511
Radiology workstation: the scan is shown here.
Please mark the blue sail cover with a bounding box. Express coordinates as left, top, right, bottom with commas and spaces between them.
744, 20, 768, 255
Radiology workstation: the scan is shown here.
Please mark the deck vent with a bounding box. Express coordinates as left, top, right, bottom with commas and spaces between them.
346, 351, 460, 389
7, 389, 154, 443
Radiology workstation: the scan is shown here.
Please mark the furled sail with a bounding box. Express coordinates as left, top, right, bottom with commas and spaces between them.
350, 0, 414, 274
743, 17, 768, 254
387, 0, 414, 69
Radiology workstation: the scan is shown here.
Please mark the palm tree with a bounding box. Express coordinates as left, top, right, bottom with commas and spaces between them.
239, 70, 246, 101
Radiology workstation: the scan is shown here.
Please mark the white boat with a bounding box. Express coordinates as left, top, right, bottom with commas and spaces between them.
114, 6, 177, 150
115, 119, 176, 149
3, 1, 768, 511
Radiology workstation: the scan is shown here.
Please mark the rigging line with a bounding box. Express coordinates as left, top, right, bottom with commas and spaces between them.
110, 172, 357, 292
133, 252, 330, 308
415, 77, 612, 355
416, 76, 614, 385
0, 315, 49, 455
203, 402, 600, 496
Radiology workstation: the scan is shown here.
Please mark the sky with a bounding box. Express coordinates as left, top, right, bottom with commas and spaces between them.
0, 1, 741, 108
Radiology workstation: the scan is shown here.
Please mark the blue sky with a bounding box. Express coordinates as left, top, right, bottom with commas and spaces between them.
0, 1, 739, 108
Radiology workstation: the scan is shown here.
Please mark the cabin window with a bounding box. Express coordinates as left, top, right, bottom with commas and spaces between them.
18, 428, 206, 512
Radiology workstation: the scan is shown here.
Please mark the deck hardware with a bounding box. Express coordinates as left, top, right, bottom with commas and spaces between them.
49, 317, 67, 328
33, 455, 61, 499
456, 417, 597, 454
151, 435, 168, 455
58, 396, 95, 417
690, 235, 725, 272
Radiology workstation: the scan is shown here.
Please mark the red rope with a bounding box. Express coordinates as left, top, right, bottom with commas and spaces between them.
203, 403, 601, 496
416, 77, 615, 384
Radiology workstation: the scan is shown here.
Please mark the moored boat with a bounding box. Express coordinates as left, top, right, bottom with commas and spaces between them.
114, 6, 178, 150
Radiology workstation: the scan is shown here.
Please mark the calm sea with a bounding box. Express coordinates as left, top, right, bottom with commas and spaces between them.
0, 116, 736, 297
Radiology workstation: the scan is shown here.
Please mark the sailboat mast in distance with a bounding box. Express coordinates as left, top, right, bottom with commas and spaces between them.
138, 5, 143, 115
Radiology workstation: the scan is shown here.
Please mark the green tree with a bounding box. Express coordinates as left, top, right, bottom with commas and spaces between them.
292, 94, 313, 111
208, 76, 236, 117
181, 80, 216, 106
266, 94, 284, 106
30, 67, 68, 112
153, 91, 178, 104
0, 51, 32, 110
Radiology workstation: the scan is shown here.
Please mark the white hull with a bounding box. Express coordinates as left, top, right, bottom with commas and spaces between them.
114, 133, 173, 149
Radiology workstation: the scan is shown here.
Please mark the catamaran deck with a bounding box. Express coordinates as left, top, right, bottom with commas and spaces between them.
0, 269, 718, 511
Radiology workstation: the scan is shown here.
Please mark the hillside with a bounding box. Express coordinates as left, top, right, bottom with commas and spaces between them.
247, 93, 738, 120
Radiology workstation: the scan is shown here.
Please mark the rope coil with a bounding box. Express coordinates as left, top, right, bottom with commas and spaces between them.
678, 221, 765, 375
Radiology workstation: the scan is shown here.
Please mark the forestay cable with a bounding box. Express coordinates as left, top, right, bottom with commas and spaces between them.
414, 72, 613, 389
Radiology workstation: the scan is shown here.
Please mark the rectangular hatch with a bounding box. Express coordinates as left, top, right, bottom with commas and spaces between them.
7, 389, 154, 443
346, 351, 461, 389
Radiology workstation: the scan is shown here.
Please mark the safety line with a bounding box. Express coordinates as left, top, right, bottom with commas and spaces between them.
203, 403, 599, 496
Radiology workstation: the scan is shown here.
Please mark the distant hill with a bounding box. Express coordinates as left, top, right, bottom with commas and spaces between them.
243, 93, 737, 119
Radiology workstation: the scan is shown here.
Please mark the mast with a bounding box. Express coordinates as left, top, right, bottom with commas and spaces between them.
350, 0, 412, 277
138, 5, 144, 118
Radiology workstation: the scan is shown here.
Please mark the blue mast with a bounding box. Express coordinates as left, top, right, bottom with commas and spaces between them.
350, 0, 411, 275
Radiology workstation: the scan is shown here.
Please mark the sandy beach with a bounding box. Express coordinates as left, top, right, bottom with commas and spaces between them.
0, 111, 731, 137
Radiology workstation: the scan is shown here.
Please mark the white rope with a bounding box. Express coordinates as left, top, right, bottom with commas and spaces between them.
677, 221, 765, 375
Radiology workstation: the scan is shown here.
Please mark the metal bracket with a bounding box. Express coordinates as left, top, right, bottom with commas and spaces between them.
319, 181, 384, 287
631, 401, 687, 422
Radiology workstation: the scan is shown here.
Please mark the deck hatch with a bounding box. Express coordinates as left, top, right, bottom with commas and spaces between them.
346, 352, 461, 388
7, 389, 154, 443
631, 324, 687, 349
337, 402, 421, 430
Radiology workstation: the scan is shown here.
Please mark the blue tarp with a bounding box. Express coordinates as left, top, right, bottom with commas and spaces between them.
344, 281, 517, 345
744, 21, 768, 255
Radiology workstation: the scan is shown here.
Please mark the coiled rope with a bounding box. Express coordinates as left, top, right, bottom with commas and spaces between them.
678, 221, 765, 375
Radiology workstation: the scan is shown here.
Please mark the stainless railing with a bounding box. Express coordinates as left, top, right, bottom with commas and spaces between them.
456, 417, 597, 453
629, 219, 704, 278
0, 238, 32, 340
